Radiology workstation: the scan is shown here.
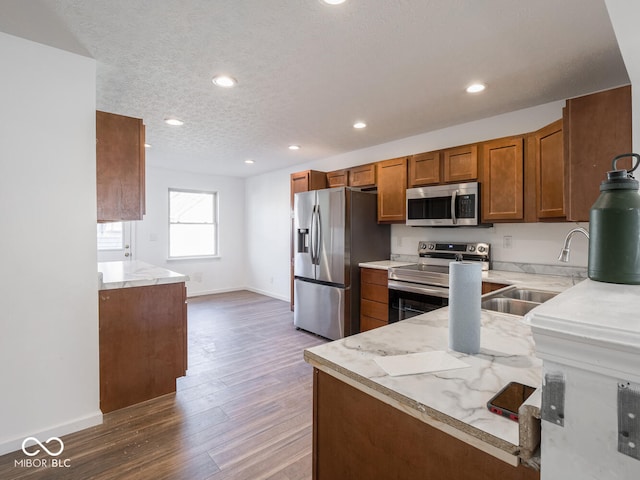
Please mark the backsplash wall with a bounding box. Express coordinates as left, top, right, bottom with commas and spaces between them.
391, 222, 589, 271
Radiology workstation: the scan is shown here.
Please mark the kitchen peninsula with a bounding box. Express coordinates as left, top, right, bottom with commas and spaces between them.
98, 261, 188, 413
304, 271, 574, 479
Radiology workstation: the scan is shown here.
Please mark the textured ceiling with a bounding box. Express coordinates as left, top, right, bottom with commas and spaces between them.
0, 0, 629, 177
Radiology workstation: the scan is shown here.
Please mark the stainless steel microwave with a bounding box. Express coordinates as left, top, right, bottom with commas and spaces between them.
406, 182, 481, 226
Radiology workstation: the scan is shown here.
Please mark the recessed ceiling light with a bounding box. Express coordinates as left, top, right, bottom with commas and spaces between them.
244, 159, 254, 164
466, 83, 486, 93
353, 121, 367, 129
212, 75, 237, 88
322, 0, 346, 4
289, 145, 301, 151
164, 117, 184, 126
144, 143, 151, 148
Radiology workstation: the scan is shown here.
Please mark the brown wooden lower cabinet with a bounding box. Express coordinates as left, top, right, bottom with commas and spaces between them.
360, 267, 389, 332
99, 282, 187, 413
482, 281, 510, 294
313, 369, 538, 480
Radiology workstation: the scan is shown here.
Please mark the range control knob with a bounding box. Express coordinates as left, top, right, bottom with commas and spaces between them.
468, 245, 476, 252
428, 243, 435, 250
477, 245, 486, 253
420, 243, 427, 250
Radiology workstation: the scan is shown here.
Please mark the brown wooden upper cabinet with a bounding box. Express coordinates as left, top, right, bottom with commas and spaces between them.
443, 144, 478, 183
327, 164, 376, 188
96, 111, 146, 222
531, 119, 565, 219
377, 157, 408, 223
290, 170, 326, 206
408, 151, 441, 187
350, 163, 377, 187
481, 136, 524, 222
563, 85, 632, 222
326, 169, 349, 188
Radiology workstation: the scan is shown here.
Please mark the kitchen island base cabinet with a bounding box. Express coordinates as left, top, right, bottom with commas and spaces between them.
99, 282, 187, 413
313, 369, 537, 480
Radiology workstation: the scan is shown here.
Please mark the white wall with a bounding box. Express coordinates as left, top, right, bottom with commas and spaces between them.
245, 170, 292, 301
605, 0, 640, 151
245, 100, 591, 301
0, 33, 101, 455
135, 166, 246, 297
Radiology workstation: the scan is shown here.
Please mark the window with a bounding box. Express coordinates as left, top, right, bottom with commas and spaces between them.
169, 189, 218, 258
97, 222, 124, 250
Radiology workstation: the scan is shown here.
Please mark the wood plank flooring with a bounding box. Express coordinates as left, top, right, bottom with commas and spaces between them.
0, 291, 326, 480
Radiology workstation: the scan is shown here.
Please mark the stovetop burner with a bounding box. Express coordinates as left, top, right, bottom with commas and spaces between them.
388, 241, 490, 287
396, 264, 449, 274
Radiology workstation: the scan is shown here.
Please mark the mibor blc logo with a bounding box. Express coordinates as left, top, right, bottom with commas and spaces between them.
15, 437, 71, 469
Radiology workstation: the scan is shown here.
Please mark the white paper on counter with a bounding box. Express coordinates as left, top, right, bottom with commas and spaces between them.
374, 350, 470, 377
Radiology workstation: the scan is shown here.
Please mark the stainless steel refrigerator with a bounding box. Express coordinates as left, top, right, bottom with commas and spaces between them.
293, 187, 390, 340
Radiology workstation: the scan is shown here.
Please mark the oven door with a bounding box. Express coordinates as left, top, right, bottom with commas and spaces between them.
387, 280, 448, 323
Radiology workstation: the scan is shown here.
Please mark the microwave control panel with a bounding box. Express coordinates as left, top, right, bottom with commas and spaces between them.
456, 194, 475, 218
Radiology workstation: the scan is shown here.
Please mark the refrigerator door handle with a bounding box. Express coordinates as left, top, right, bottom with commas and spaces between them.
309, 205, 316, 265
313, 204, 321, 265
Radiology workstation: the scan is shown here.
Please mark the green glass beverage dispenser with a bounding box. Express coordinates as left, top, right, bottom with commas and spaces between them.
589, 153, 640, 284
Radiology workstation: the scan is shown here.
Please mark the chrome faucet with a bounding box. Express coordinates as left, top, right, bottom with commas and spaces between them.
558, 227, 589, 262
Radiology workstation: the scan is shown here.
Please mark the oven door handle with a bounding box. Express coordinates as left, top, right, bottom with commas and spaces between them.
387, 280, 449, 298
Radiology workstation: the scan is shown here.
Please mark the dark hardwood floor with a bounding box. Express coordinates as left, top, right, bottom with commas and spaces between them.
0, 291, 326, 480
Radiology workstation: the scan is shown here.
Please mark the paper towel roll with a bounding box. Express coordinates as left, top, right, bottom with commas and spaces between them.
448, 261, 482, 354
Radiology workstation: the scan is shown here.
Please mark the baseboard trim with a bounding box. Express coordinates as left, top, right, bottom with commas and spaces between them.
245, 287, 288, 302
187, 287, 289, 303
186, 287, 246, 298
0, 410, 103, 456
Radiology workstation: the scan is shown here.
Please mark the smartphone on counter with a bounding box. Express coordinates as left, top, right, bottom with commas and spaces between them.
487, 381, 536, 422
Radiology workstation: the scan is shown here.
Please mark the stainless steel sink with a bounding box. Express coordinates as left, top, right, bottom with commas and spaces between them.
481, 286, 558, 316
500, 288, 557, 303
481, 297, 539, 316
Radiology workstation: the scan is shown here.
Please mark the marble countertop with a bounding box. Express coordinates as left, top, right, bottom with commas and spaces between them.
98, 260, 189, 290
481, 269, 575, 293
359, 260, 416, 270
305, 266, 576, 465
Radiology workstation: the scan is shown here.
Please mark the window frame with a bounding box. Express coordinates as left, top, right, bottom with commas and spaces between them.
168, 188, 219, 259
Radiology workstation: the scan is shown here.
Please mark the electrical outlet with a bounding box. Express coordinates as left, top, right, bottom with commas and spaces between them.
503, 236, 513, 249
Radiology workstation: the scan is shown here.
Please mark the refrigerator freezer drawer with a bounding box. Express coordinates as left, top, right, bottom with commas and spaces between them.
294, 279, 346, 341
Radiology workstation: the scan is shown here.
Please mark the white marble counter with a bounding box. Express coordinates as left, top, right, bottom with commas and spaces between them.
305, 268, 576, 465
359, 260, 416, 270
482, 269, 575, 293
98, 260, 189, 290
